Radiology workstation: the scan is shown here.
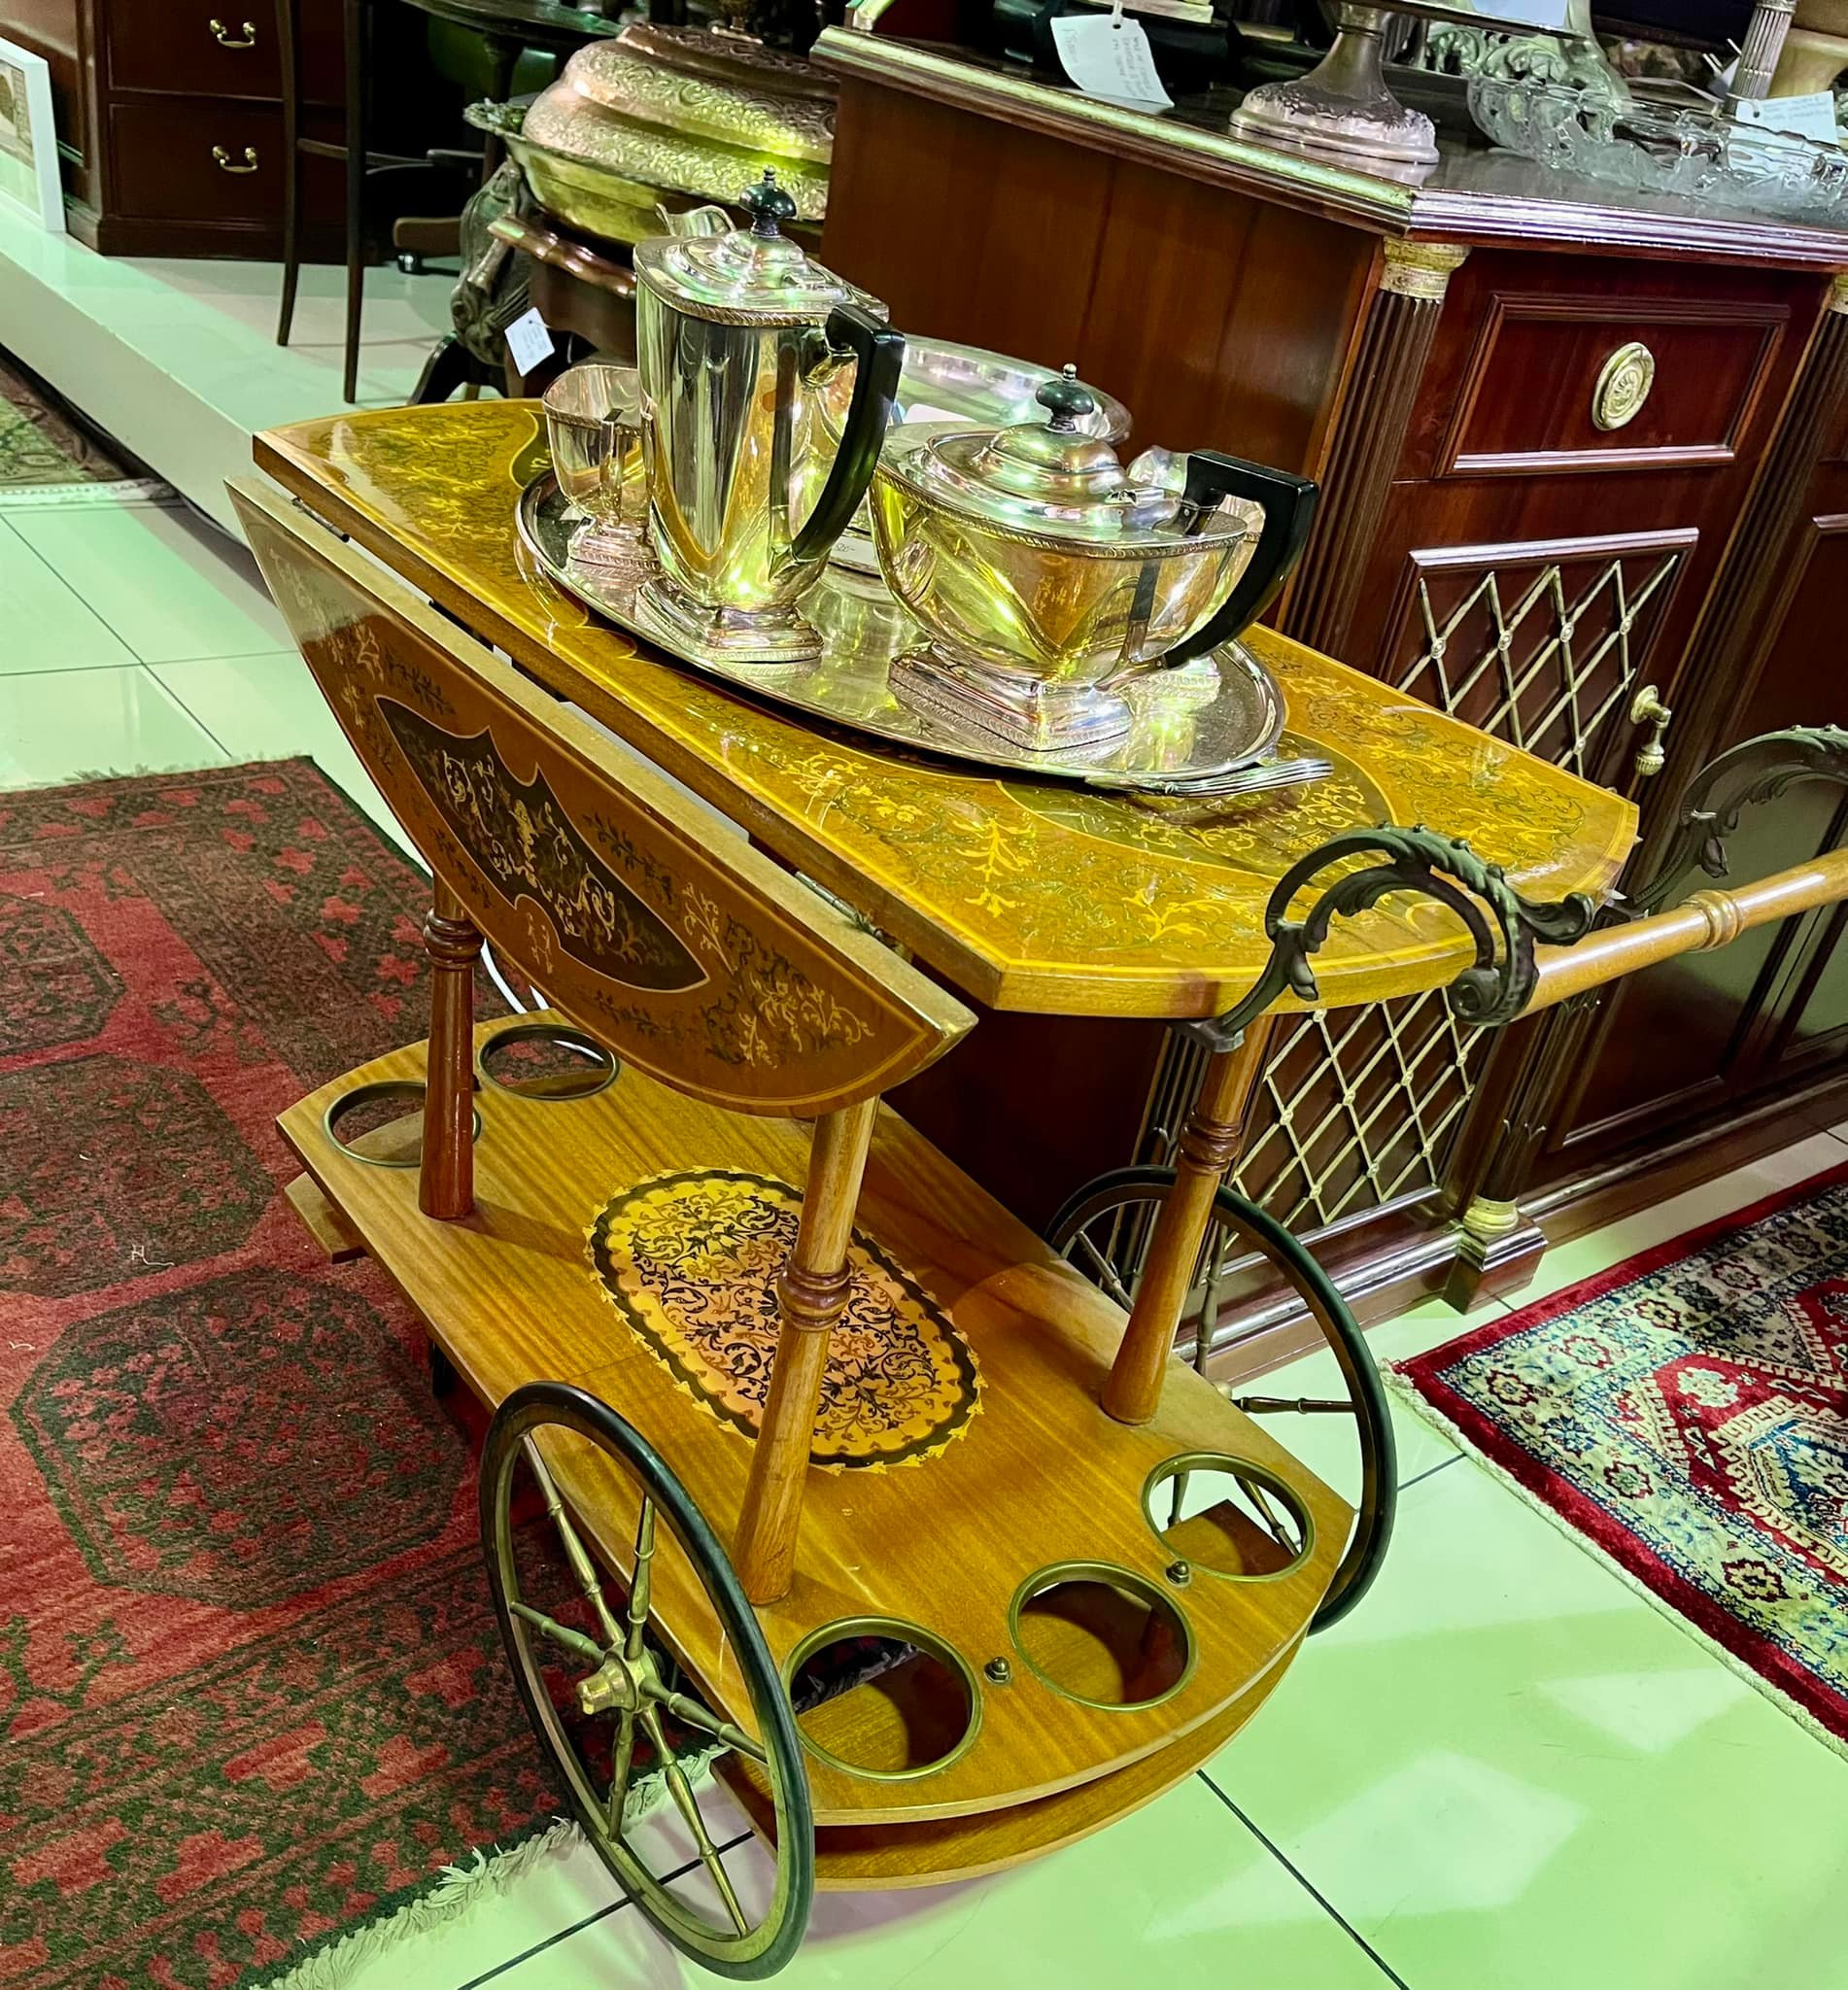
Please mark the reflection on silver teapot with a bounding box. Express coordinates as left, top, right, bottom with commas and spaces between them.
869, 371, 1318, 753
631, 169, 904, 663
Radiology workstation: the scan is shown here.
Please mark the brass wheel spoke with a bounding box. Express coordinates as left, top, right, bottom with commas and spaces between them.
644, 1682, 768, 1763
604, 1708, 638, 1836
1231, 1393, 1355, 1416
1242, 1474, 1296, 1552
1194, 1228, 1228, 1375
523, 1436, 625, 1651
625, 1496, 655, 1664
510, 1599, 603, 1666
642, 1705, 749, 1937
1076, 1230, 1136, 1312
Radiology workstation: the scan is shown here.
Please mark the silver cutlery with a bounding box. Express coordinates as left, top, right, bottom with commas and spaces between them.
1114, 755, 1334, 801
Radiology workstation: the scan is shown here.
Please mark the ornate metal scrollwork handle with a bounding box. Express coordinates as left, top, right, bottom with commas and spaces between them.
1194, 826, 1599, 1050
1627, 724, 1848, 915
212, 144, 259, 174
1628, 683, 1672, 779
209, 17, 257, 45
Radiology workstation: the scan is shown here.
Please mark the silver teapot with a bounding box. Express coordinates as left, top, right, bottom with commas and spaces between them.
631, 170, 905, 662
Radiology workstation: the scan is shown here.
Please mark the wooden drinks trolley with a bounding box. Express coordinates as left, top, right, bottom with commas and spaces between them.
231, 399, 1848, 1978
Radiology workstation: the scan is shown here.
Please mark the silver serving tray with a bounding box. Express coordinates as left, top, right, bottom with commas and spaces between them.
516, 472, 1286, 792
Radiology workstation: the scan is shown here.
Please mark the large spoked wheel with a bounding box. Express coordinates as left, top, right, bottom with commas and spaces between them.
481, 1382, 813, 1979
1045, 1166, 1395, 1630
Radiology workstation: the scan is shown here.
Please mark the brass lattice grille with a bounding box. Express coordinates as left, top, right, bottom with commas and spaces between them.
1141, 539, 1687, 1248
1394, 550, 1683, 777
1230, 998, 1489, 1231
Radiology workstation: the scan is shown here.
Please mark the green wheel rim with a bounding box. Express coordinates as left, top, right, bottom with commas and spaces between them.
1044, 1165, 1396, 1630
481, 1381, 813, 1978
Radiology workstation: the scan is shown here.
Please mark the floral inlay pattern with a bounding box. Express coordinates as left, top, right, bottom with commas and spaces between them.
382, 701, 705, 992
587, 1170, 980, 1469
257, 400, 1637, 1016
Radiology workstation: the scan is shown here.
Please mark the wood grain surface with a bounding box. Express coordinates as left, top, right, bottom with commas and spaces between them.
232, 477, 973, 1116
278, 1016, 1349, 1828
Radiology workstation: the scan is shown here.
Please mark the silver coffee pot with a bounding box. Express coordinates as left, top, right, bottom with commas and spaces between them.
631, 171, 905, 662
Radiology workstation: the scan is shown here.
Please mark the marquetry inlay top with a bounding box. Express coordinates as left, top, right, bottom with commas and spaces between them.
256, 399, 1636, 1020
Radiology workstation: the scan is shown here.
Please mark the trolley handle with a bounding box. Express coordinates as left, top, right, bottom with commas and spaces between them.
1197, 724, 1848, 1047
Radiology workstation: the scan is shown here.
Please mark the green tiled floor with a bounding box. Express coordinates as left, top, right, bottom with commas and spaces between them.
0, 522, 138, 672
11, 503, 291, 662
8, 487, 1847, 1990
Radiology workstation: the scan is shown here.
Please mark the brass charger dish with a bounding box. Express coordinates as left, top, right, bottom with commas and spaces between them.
516, 471, 1285, 791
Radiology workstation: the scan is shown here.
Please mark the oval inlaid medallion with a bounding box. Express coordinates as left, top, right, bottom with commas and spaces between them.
588, 1170, 980, 1469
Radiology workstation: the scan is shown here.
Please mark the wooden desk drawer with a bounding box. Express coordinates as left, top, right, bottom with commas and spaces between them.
1434, 291, 1788, 478
105, 0, 342, 106
108, 99, 339, 223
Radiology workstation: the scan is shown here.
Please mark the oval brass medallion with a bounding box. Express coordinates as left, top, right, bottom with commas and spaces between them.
588, 1170, 980, 1468
1592, 341, 1657, 433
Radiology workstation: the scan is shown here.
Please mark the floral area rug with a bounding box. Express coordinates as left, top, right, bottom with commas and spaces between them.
0, 762, 569, 1989
1395, 1163, 1848, 1754
0, 349, 169, 506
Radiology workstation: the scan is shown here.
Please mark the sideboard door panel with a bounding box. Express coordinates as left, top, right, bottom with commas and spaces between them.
1548, 507, 1848, 1162
1374, 528, 1696, 784
1230, 515, 1700, 1234
1224, 260, 1823, 1255
1784, 900, 1848, 1068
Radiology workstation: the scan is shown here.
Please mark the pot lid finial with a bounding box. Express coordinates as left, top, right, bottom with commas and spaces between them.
1036, 364, 1097, 433
737, 167, 798, 240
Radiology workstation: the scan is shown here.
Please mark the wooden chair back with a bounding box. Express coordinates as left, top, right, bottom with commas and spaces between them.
231, 477, 974, 1119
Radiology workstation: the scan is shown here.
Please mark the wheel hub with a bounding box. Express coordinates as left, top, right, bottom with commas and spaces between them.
576, 1648, 650, 1717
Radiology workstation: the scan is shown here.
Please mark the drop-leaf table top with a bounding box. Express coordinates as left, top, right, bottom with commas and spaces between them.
255, 400, 1636, 1021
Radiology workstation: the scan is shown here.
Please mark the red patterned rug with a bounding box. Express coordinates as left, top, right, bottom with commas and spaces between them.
0, 762, 566, 1989
1396, 1162, 1848, 1754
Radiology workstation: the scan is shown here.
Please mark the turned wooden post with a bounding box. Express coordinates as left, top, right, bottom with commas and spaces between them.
420, 879, 482, 1221
1102, 1019, 1274, 1425
734, 1097, 880, 1604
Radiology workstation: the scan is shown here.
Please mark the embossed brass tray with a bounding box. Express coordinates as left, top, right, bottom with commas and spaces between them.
516, 471, 1286, 791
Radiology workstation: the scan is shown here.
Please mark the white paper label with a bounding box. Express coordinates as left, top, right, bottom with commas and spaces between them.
1732, 91, 1841, 148
1050, 12, 1172, 111
504, 307, 556, 376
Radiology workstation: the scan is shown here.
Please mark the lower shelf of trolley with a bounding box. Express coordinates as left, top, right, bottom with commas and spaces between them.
279, 1014, 1347, 1834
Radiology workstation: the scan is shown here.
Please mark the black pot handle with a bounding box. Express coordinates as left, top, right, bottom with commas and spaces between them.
791, 302, 906, 566
1166, 451, 1318, 666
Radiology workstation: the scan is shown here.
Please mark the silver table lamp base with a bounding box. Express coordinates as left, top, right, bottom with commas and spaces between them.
1232, 5, 1440, 168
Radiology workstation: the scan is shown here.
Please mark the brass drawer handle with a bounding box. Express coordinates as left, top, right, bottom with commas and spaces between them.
1629, 683, 1673, 778
1593, 340, 1657, 432
212, 143, 260, 174
209, 17, 257, 44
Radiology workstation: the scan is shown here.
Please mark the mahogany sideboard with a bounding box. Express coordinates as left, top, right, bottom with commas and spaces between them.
814, 33, 1848, 1320
0, 0, 346, 254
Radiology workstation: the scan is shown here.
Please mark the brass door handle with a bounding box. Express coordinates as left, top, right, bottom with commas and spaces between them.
1593, 340, 1657, 432
212, 143, 260, 173
209, 17, 257, 44
1629, 683, 1673, 778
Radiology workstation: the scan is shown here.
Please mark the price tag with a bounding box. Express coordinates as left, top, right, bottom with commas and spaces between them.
504, 307, 556, 377
1732, 91, 1842, 148
1050, 8, 1172, 112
